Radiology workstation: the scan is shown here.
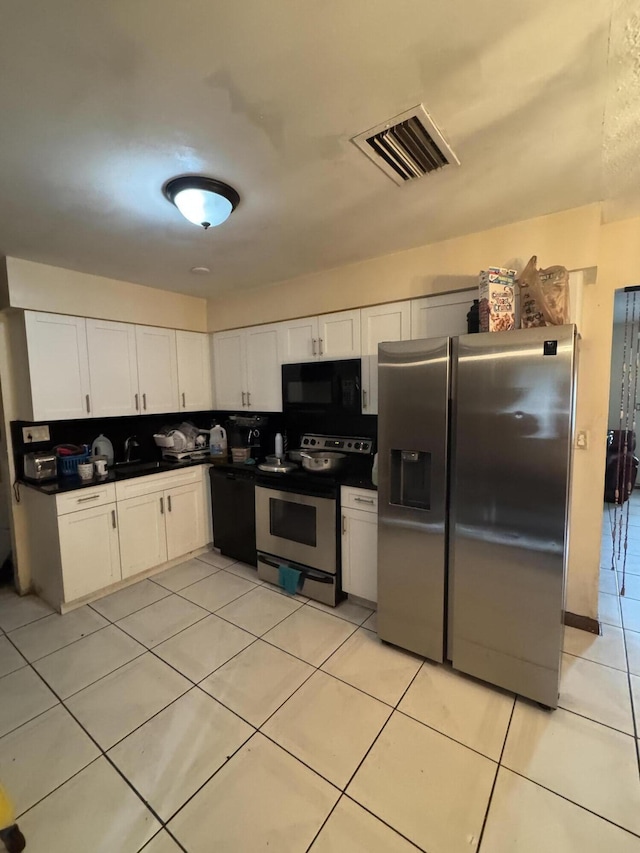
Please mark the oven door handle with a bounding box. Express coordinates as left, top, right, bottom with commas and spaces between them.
259, 556, 334, 584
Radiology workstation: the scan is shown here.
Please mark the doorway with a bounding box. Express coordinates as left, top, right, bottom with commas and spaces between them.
601, 287, 640, 633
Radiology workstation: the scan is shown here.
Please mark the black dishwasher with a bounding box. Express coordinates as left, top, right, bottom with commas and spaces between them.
209, 466, 257, 566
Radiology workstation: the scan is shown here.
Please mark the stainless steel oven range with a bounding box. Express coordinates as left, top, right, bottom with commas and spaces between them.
255, 433, 373, 605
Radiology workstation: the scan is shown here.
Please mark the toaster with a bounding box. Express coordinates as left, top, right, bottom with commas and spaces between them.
23, 451, 57, 481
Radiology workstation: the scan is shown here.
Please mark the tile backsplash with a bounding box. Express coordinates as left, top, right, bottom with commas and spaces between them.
11, 409, 377, 478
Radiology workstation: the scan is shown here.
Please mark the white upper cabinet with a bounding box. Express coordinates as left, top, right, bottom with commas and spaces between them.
245, 324, 282, 411
278, 309, 361, 364
278, 316, 319, 363
135, 325, 179, 414
360, 302, 411, 415
23, 312, 92, 421
86, 319, 139, 418
212, 325, 281, 412
212, 329, 246, 410
411, 290, 475, 340
318, 310, 361, 359
176, 330, 212, 412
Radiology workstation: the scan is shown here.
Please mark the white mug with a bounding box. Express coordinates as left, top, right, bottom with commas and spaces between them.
94, 459, 107, 477
77, 462, 94, 480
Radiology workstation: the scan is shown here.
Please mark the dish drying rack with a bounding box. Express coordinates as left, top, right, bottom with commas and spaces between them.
153, 423, 209, 461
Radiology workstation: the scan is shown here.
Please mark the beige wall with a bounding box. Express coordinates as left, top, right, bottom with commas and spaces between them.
207, 204, 601, 330
206, 202, 618, 622
4, 258, 208, 331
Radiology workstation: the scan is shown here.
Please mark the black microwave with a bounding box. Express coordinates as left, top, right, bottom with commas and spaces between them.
282, 359, 361, 415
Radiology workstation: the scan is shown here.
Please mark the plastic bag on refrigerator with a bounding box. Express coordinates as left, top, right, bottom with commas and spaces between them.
518, 255, 570, 327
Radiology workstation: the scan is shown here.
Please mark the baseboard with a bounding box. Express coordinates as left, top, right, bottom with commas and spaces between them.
564, 611, 600, 635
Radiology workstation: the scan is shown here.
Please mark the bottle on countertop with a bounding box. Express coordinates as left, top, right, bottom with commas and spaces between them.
274, 432, 283, 460
209, 422, 228, 462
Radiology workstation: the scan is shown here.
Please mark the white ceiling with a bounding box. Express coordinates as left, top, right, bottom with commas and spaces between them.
0, 0, 632, 299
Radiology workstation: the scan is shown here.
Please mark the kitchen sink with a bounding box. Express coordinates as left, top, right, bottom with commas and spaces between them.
113, 461, 162, 477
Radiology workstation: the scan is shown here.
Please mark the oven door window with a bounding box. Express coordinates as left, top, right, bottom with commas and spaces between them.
269, 497, 317, 547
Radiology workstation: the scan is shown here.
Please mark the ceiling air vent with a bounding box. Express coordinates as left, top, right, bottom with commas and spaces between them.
351, 104, 460, 186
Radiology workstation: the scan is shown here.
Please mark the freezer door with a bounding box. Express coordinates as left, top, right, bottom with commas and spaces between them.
377, 337, 449, 661
450, 326, 576, 707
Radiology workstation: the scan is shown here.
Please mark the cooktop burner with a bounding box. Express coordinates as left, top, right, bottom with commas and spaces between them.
256, 433, 375, 497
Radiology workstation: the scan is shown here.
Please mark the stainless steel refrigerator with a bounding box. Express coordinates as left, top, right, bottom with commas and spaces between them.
377, 325, 576, 707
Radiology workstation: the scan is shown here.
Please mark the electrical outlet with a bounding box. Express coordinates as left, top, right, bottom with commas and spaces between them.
22, 425, 50, 443
576, 430, 589, 450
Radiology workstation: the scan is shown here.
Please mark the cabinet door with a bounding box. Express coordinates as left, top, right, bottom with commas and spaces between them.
86, 319, 139, 417
318, 310, 361, 360
58, 504, 121, 601
118, 492, 168, 579
24, 312, 91, 420
411, 290, 475, 340
212, 330, 246, 410
165, 482, 205, 561
135, 326, 179, 414
176, 330, 212, 412
245, 324, 282, 412
278, 317, 319, 363
361, 302, 411, 415
341, 507, 378, 603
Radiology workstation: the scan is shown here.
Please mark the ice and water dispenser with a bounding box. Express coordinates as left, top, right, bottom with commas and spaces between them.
389, 449, 432, 511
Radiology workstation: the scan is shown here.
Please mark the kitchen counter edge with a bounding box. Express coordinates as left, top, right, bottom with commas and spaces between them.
19, 457, 214, 495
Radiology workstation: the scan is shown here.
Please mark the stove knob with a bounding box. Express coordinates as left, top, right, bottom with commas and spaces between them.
310, 439, 317, 446
303, 438, 309, 444
347, 442, 352, 448
354, 442, 361, 450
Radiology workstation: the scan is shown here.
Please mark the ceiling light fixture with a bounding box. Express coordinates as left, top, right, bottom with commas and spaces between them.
163, 176, 240, 230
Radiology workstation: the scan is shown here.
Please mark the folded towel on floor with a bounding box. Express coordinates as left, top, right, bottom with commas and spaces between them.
278, 564, 301, 595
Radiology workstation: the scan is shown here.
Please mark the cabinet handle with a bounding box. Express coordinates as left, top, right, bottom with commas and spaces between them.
363, 389, 368, 409
241, 391, 246, 407
312, 338, 317, 356
354, 496, 375, 505
167, 495, 172, 512
135, 393, 139, 411
247, 391, 251, 407
160, 496, 164, 514
111, 509, 117, 529
319, 337, 323, 356
182, 392, 186, 408
77, 494, 100, 503
142, 392, 147, 411
85, 394, 91, 414
342, 514, 347, 535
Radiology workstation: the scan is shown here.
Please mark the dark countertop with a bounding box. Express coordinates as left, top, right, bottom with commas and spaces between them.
210, 462, 377, 491
340, 474, 377, 491
20, 456, 213, 495
22, 456, 378, 496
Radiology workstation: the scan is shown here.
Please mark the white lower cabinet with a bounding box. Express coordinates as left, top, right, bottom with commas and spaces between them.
341, 487, 378, 603
118, 492, 168, 579
25, 467, 211, 611
165, 482, 205, 560
58, 503, 121, 602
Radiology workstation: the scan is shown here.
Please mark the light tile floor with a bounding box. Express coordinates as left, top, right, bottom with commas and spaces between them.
0, 537, 638, 852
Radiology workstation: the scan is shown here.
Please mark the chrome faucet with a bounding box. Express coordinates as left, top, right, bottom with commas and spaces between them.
124, 435, 141, 463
